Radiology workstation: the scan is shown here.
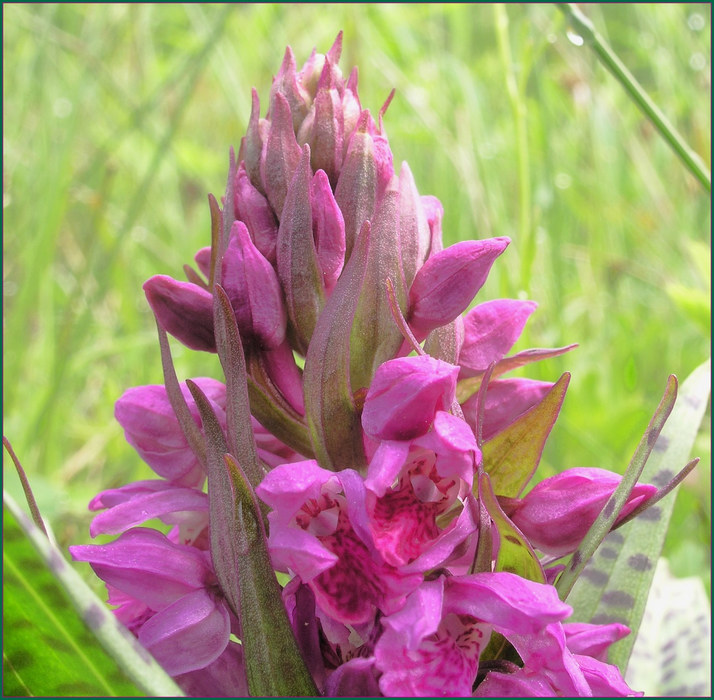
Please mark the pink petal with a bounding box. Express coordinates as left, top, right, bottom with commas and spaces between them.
143, 275, 215, 352
362, 355, 459, 441
70, 528, 213, 611
459, 299, 538, 375
89, 485, 208, 537
408, 237, 510, 339
138, 589, 230, 676
462, 378, 554, 442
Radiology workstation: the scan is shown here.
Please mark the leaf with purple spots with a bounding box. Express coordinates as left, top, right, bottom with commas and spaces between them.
564, 359, 710, 675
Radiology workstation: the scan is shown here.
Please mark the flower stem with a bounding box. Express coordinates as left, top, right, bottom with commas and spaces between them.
557, 3, 711, 193
495, 4, 534, 294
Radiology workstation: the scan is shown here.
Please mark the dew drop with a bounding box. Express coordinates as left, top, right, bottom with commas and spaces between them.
688, 13, 705, 32
567, 31, 584, 47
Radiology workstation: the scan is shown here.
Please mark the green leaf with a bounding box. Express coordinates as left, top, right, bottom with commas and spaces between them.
479, 472, 545, 583
564, 359, 711, 673
482, 372, 570, 497
625, 558, 711, 696
225, 455, 319, 697
3, 491, 184, 697
556, 375, 678, 601
186, 381, 317, 697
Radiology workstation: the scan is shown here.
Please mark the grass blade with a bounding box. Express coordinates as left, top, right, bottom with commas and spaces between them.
3, 490, 184, 697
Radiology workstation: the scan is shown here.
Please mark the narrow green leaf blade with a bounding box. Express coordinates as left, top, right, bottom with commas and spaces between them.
556, 375, 678, 601
226, 455, 319, 696
565, 359, 710, 674
3, 491, 184, 697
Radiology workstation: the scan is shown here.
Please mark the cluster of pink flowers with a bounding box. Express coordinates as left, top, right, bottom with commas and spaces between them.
71, 35, 653, 696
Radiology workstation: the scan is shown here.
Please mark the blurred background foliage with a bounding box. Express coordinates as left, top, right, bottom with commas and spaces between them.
3, 4, 710, 592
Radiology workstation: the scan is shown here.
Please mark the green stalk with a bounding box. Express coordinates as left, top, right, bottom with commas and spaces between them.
495, 4, 534, 294
557, 3, 711, 193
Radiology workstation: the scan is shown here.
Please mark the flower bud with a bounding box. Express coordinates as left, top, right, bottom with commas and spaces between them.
239, 88, 267, 194
398, 162, 432, 288
408, 237, 510, 340
221, 220, 287, 350
276, 145, 325, 353
144, 275, 215, 352
421, 195, 444, 253
234, 163, 279, 265
334, 110, 394, 258
260, 91, 302, 218
310, 169, 345, 293
297, 60, 344, 184
509, 468, 657, 557
269, 46, 310, 133
348, 184, 408, 391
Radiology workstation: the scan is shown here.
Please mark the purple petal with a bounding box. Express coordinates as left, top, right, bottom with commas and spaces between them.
445, 573, 572, 636
408, 237, 510, 339
234, 162, 279, 265
89, 480, 168, 511
143, 275, 216, 352
362, 355, 459, 441
70, 528, 213, 611
311, 168, 345, 293
89, 485, 208, 537
115, 378, 225, 486
175, 641, 249, 697
563, 622, 631, 662
364, 440, 411, 497
138, 588, 230, 676
475, 669, 557, 696
325, 657, 381, 697
459, 299, 538, 374
221, 220, 287, 349
510, 468, 657, 557
462, 378, 554, 442
574, 654, 643, 696
376, 579, 489, 697
257, 460, 337, 523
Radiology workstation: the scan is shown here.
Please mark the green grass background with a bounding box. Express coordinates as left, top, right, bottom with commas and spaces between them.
3, 4, 710, 592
